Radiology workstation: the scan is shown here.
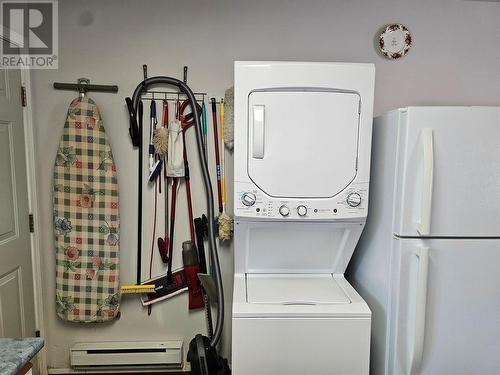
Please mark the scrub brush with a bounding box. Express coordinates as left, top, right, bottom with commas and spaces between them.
153, 127, 168, 156
218, 98, 232, 241
223, 87, 234, 151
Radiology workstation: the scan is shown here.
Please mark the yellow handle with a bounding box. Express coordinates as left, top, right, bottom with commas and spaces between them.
120, 284, 155, 293
220, 99, 226, 207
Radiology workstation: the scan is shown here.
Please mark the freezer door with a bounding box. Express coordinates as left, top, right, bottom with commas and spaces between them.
393, 107, 500, 237
247, 89, 360, 198
388, 238, 500, 375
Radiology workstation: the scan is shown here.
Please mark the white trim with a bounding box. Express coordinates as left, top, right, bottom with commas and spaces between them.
2, 21, 47, 375
47, 366, 191, 374
21, 61, 48, 375
0, 25, 24, 49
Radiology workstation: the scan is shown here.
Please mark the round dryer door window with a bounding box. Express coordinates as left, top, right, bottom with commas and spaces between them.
247, 89, 360, 199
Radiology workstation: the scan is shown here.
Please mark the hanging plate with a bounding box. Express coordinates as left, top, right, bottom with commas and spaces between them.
378, 23, 412, 59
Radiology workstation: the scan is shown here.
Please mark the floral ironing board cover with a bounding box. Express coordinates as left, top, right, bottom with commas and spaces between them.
53, 97, 120, 322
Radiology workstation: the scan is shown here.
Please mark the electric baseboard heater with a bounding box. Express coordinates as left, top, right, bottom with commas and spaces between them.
70, 341, 183, 369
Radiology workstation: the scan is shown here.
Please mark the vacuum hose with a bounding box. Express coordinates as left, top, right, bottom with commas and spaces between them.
127, 77, 224, 348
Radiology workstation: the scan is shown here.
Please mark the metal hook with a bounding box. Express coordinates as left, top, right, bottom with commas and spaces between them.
77, 77, 90, 98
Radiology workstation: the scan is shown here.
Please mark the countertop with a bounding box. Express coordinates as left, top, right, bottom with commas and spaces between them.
0, 338, 44, 375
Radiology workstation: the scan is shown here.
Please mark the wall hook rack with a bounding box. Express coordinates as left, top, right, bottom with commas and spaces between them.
53, 78, 119, 96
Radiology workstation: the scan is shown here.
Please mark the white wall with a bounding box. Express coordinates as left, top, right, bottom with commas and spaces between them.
31, 0, 500, 369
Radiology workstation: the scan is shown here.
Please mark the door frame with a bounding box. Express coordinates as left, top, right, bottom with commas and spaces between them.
1, 25, 48, 375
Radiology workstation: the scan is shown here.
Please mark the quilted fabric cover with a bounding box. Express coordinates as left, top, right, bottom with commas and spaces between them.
53, 97, 120, 322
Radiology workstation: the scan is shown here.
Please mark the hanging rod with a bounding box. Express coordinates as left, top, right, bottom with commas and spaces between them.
140, 97, 220, 104
53, 78, 118, 94
141, 91, 222, 103
141, 90, 206, 98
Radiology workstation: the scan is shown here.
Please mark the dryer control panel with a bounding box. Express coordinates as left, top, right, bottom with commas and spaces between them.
234, 181, 369, 220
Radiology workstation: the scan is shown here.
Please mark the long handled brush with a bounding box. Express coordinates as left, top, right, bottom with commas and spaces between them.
218, 98, 232, 241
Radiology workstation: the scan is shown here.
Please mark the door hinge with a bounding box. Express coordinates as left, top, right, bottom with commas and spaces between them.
29, 214, 34, 233
21, 85, 27, 107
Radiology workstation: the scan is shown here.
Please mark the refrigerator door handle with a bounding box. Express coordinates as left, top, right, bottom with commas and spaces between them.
409, 246, 429, 375
416, 129, 434, 235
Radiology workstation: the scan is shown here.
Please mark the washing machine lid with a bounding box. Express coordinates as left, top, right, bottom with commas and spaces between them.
246, 274, 351, 305
247, 89, 360, 199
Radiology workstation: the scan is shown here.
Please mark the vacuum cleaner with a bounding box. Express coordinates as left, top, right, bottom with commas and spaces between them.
126, 75, 230, 375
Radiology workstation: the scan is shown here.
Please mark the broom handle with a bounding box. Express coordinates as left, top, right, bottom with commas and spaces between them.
211, 98, 223, 213
137, 101, 143, 285
183, 131, 196, 243
220, 98, 226, 214
202, 101, 208, 160
162, 101, 169, 235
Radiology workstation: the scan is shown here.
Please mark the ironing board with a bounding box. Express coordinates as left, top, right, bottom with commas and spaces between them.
53, 96, 120, 322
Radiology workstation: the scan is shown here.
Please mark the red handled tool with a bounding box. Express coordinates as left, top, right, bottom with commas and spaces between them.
157, 100, 169, 264
166, 178, 178, 284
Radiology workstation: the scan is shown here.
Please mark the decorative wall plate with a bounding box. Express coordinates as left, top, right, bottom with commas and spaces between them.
378, 23, 412, 59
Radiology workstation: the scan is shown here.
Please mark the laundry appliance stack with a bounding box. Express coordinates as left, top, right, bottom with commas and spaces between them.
231, 61, 375, 374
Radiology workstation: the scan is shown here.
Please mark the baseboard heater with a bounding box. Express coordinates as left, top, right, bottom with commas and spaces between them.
70, 341, 183, 369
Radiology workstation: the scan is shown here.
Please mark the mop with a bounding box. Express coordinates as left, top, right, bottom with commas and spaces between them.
218, 99, 232, 241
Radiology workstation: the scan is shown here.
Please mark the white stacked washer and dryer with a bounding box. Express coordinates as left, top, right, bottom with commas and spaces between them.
231, 61, 375, 374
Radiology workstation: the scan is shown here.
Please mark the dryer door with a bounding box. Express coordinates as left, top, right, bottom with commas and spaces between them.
247, 89, 360, 198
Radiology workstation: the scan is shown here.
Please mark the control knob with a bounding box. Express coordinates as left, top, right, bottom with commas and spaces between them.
346, 192, 362, 207
297, 205, 308, 217
279, 205, 290, 217
241, 192, 256, 207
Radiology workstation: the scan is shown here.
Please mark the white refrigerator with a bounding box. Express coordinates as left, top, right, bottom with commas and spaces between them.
347, 107, 500, 375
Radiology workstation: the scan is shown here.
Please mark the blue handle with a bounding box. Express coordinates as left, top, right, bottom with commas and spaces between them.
202, 102, 207, 135
150, 100, 156, 118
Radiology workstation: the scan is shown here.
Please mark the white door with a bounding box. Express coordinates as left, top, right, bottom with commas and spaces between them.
0, 67, 36, 337
394, 107, 500, 237
388, 238, 500, 375
247, 89, 360, 198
